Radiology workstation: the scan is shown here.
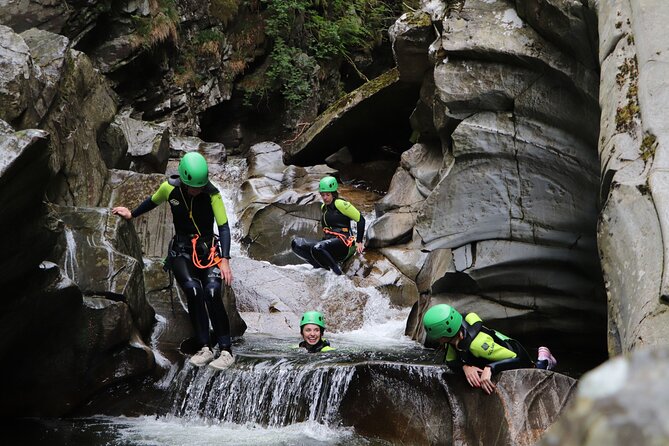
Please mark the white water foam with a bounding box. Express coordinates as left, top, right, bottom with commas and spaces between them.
98, 415, 355, 446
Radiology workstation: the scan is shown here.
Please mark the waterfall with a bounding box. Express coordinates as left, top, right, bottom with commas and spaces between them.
167, 358, 356, 427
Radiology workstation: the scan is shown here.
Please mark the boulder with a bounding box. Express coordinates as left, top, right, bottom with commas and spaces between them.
389, 11, 435, 82
0, 25, 41, 125
538, 347, 669, 446
342, 363, 576, 446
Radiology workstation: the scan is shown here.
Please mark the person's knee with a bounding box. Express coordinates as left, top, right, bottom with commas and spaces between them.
181, 279, 202, 296
203, 281, 221, 301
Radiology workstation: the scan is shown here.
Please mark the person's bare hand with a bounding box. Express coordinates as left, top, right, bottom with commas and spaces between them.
479, 366, 496, 394
356, 243, 365, 255
463, 365, 483, 388
219, 258, 233, 286
112, 206, 132, 220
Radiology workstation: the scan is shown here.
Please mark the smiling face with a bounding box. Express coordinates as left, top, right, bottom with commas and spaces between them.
320, 192, 334, 205
301, 324, 322, 345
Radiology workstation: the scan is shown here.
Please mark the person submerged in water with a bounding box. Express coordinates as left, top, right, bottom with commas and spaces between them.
299, 311, 334, 353
423, 304, 557, 395
291, 176, 365, 276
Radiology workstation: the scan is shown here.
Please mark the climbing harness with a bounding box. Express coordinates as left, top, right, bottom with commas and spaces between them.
191, 234, 223, 269
322, 227, 355, 247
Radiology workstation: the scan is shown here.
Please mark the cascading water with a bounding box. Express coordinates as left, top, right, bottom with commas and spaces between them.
8, 157, 436, 445
169, 357, 355, 426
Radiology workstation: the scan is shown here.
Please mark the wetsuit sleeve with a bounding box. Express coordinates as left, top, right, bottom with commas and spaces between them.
334, 199, 365, 242
469, 331, 520, 375
355, 214, 365, 243
211, 193, 231, 258
218, 223, 231, 258
210, 193, 229, 225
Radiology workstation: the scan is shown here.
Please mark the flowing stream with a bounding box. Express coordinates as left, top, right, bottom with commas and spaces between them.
3, 157, 439, 445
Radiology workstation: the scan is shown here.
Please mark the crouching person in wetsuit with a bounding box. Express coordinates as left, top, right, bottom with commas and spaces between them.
423, 304, 557, 395
299, 311, 334, 353
291, 176, 365, 275
112, 152, 235, 370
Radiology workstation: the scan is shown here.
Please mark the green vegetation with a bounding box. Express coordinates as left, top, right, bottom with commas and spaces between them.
131, 0, 179, 49
210, 0, 240, 25
244, 0, 404, 108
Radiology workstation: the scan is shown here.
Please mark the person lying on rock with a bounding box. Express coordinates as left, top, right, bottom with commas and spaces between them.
112, 152, 235, 370
423, 304, 557, 395
299, 311, 335, 353
291, 176, 365, 275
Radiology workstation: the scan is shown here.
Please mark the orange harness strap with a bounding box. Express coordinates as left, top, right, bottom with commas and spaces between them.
191, 235, 223, 269
323, 228, 355, 247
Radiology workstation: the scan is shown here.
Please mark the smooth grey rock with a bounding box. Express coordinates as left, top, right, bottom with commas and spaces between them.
347, 252, 420, 307
0, 0, 71, 34
389, 11, 435, 82
416, 248, 455, 294
231, 257, 370, 332
538, 347, 669, 446
416, 112, 599, 251
342, 363, 575, 446
366, 210, 416, 249
379, 243, 428, 281
515, 0, 599, 69
439, 0, 598, 103
375, 166, 425, 215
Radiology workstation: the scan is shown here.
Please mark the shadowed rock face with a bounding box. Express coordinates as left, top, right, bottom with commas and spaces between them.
284, 68, 420, 166
341, 364, 576, 446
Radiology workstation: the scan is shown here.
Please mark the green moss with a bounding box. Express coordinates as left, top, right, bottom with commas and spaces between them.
640, 133, 657, 161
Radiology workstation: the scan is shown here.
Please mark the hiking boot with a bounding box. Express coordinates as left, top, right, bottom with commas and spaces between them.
209, 350, 235, 370
190, 346, 214, 367
538, 346, 557, 370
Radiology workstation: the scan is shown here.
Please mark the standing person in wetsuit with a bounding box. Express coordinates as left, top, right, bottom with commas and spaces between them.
291, 176, 365, 275
112, 152, 235, 370
299, 311, 334, 353
423, 304, 557, 395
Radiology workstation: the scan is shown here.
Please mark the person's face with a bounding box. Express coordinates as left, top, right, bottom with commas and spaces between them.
320, 192, 333, 205
439, 332, 461, 348
302, 324, 322, 345
186, 185, 204, 197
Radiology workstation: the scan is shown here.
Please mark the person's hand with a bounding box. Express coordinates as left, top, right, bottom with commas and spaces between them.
463, 365, 483, 388
219, 258, 233, 286
112, 206, 132, 220
479, 366, 496, 395
356, 243, 365, 255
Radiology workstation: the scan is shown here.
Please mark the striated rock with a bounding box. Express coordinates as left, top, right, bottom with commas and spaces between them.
440, 0, 598, 103
417, 112, 599, 250
342, 364, 575, 446
538, 347, 669, 446
49, 205, 156, 335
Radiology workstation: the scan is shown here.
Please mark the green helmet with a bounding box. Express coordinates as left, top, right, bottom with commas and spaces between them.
423, 304, 463, 339
319, 176, 338, 193
178, 152, 209, 187
300, 311, 326, 330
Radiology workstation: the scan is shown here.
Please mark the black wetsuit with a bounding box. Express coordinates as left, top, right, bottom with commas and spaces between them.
299, 338, 334, 353
132, 176, 233, 351
291, 198, 365, 275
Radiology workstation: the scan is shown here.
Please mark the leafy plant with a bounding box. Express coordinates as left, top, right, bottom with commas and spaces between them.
253, 0, 402, 108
